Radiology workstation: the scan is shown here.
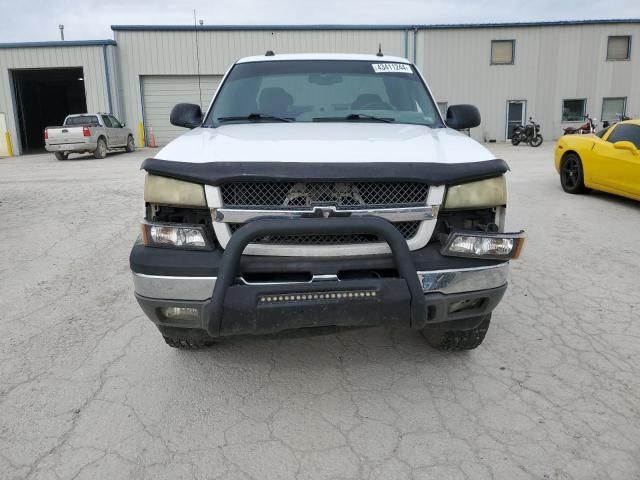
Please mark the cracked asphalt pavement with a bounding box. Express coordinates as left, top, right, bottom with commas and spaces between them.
1, 143, 639, 479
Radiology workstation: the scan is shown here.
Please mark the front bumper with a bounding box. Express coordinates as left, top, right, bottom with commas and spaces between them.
134, 265, 508, 336
133, 263, 509, 301
131, 217, 511, 338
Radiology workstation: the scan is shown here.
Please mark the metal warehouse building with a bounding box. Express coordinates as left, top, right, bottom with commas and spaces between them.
1, 19, 639, 155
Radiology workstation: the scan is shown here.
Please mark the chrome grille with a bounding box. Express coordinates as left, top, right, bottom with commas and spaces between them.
221, 182, 429, 210
228, 221, 420, 245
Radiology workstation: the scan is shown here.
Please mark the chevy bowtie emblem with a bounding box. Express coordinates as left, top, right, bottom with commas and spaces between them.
303, 206, 350, 218
317, 206, 334, 218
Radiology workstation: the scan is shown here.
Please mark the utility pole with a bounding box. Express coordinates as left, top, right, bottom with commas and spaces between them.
59, 24, 64, 41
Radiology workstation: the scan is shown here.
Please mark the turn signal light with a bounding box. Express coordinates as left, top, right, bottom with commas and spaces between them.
141, 221, 212, 250
441, 231, 525, 260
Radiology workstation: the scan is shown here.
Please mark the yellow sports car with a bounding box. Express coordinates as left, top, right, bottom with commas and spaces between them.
555, 119, 640, 201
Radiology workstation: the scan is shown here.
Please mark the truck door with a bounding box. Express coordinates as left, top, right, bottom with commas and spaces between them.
109, 115, 127, 146
101, 115, 115, 146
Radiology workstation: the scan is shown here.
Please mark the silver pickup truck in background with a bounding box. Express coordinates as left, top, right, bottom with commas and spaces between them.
45, 113, 135, 160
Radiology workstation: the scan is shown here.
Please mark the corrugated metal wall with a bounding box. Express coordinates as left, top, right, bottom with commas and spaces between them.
417, 24, 640, 141
114, 24, 639, 146
0, 44, 118, 155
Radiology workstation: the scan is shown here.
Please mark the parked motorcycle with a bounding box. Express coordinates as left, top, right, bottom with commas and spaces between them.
563, 114, 597, 135
511, 117, 543, 147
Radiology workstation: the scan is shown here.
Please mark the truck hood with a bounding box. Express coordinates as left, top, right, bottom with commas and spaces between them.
155, 123, 495, 165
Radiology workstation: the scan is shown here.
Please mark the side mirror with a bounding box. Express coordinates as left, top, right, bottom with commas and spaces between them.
446, 104, 481, 130
170, 103, 202, 129
613, 141, 638, 154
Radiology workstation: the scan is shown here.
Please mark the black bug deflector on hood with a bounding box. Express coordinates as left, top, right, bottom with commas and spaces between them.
140, 158, 510, 185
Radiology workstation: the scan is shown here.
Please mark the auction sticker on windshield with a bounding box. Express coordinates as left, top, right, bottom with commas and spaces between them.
372, 63, 413, 73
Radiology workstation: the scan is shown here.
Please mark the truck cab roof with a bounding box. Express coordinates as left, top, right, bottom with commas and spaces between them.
236, 52, 412, 64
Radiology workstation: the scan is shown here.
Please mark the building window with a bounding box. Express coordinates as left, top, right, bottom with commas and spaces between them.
437, 102, 448, 117
562, 99, 586, 122
601, 97, 627, 123
491, 40, 515, 65
607, 36, 631, 61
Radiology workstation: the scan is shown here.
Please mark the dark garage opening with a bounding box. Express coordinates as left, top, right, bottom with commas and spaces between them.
12, 68, 87, 153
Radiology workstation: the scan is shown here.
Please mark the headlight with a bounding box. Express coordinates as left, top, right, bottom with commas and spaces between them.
141, 221, 212, 250
441, 231, 525, 260
444, 176, 507, 209
144, 174, 206, 207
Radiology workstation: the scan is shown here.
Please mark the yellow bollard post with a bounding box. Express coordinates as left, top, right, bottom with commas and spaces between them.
4, 132, 13, 157
138, 121, 145, 148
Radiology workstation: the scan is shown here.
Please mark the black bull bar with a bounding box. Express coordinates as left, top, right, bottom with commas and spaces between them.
203, 217, 428, 337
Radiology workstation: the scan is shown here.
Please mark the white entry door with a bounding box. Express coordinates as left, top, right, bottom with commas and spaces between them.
506, 100, 526, 140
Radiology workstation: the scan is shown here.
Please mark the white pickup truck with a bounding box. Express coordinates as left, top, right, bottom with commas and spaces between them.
130, 53, 525, 351
45, 113, 134, 160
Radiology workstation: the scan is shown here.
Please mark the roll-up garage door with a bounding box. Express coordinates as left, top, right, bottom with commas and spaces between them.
141, 75, 222, 146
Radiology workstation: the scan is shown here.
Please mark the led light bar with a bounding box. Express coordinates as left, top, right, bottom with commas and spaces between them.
141, 221, 212, 250
441, 231, 525, 260
258, 290, 377, 304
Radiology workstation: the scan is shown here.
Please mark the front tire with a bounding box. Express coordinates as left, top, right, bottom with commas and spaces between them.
511, 137, 521, 146
54, 152, 68, 160
126, 135, 135, 153
421, 315, 491, 351
163, 336, 216, 350
157, 326, 216, 350
529, 134, 543, 147
560, 152, 587, 194
94, 138, 107, 159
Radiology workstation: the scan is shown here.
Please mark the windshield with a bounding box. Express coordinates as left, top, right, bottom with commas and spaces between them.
65, 115, 99, 127
204, 60, 443, 128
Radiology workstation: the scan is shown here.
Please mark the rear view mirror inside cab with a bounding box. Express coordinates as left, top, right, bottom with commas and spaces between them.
308, 74, 343, 85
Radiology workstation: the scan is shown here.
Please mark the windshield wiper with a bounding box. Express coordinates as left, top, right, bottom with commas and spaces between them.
216, 113, 294, 123
346, 113, 395, 123
313, 114, 395, 123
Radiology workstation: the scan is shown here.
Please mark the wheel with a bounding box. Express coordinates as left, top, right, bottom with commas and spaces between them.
157, 326, 216, 350
511, 137, 521, 146
529, 134, 543, 147
94, 137, 107, 159
163, 336, 216, 350
126, 135, 135, 153
54, 152, 68, 160
560, 152, 587, 194
421, 315, 491, 351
